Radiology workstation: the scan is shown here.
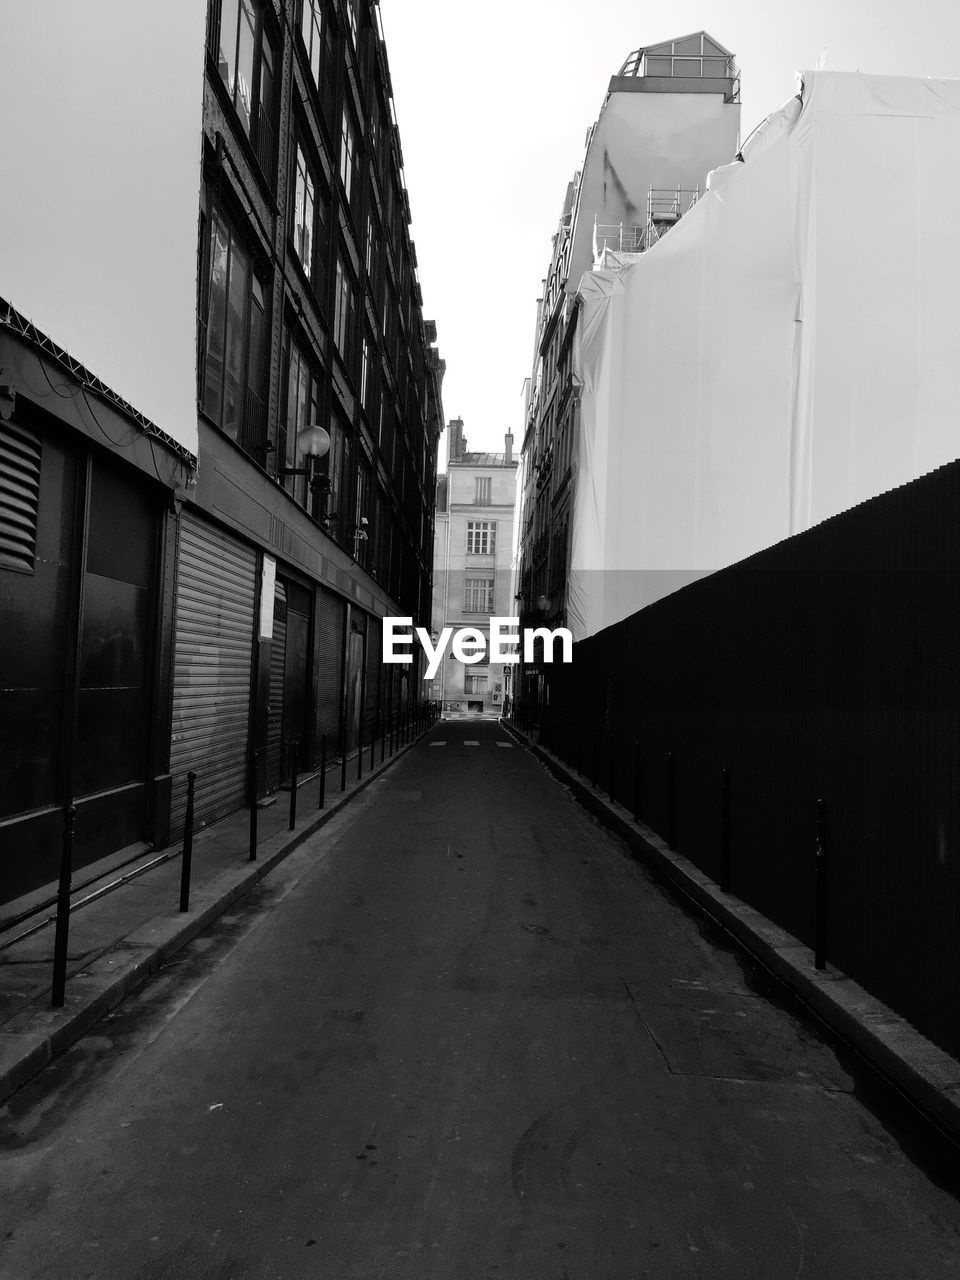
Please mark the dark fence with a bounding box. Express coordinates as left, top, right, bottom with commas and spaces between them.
541, 458, 960, 1060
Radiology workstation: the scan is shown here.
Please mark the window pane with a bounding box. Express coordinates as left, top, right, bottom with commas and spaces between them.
674, 57, 701, 76
245, 284, 268, 452
222, 235, 250, 441
257, 33, 276, 170
285, 341, 303, 471
202, 216, 230, 422
702, 56, 729, 77
218, 0, 240, 96
236, 0, 257, 132
645, 56, 672, 75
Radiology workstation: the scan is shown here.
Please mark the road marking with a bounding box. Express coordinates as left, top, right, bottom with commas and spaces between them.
429, 742, 446, 747
464, 740, 479, 746
496, 743, 514, 748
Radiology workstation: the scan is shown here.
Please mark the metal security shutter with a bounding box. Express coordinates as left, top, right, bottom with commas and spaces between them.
363, 612, 381, 731
169, 514, 256, 836
265, 581, 287, 792
315, 587, 345, 754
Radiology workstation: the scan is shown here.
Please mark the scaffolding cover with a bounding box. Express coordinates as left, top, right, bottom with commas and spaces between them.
0, 2, 206, 456
569, 71, 960, 641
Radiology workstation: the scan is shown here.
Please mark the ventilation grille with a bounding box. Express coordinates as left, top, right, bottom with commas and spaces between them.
0, 421, 41, 573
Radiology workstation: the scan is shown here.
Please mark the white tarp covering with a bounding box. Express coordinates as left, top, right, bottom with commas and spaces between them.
569, 71, 960, 641
0, 2, 206, 456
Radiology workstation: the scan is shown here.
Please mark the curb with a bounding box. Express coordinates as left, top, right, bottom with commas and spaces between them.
504, 720, 960, 1145
0, 727, 430, 1106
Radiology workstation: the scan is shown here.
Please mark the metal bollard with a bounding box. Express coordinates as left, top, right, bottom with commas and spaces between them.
318, 733, 327, 809
720, 768, 732, 892
180, 771, 197, 911
814, 798, 827, 970
666, 752, 677, 849
51, 803, 77, 1007
288, 740, 299, 831
340, 734, 348, 792
591, 729, 599, 789
380, 712, 386, 764
609, 732, 617, 802
633, 740, 642, 824
357, 722, 363, 782
249, 749, 259, 861
370, 713, 376, 769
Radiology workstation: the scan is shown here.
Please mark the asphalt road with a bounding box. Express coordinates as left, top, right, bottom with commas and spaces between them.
2, 719, 959, 1279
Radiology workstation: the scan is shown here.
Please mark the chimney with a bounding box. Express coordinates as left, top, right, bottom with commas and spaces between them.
448, 417, 466, 462
505, 429, 514, 465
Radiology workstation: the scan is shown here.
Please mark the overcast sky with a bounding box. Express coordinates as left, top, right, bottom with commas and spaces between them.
380, 0, 960, 463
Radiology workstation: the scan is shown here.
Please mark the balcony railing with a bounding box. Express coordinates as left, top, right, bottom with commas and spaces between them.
593, 186, 701, 263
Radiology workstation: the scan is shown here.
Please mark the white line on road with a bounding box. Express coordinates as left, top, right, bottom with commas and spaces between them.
429, 742, 447, 747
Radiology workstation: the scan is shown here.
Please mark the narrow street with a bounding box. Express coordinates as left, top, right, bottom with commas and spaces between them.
1, 720, 959, 1279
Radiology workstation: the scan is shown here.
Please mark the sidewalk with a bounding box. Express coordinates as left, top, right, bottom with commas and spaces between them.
505, 720, 960, 1147
0, 726, 427, 1105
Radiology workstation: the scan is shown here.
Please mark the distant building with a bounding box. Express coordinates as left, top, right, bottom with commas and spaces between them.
515, 33, 740, 719
431, 420, 519, 715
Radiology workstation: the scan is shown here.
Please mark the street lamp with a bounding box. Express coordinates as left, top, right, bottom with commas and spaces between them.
277, 424, 333, 523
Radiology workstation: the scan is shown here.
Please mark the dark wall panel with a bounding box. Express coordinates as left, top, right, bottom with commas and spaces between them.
541, 458, 960, 1059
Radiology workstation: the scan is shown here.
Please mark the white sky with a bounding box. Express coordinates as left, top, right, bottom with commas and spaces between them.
380, 0, 960, 462
0, 1, 206, 457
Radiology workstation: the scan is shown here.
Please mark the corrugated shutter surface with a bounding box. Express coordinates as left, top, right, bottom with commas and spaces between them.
265, 581, 287, 791
364, 613, 381, 731
170, 514, 256, 836
315, 588, 344, 754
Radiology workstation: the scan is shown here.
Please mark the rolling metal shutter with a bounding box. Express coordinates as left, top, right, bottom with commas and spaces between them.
363, 612, 381, 731
265, 581, 287, 792
169, 514, 256, 836
315, 587, 345, 754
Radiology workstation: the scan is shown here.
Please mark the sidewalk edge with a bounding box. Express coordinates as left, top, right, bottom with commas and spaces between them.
504, 721, 960, 1145
0, 730, 428, 1106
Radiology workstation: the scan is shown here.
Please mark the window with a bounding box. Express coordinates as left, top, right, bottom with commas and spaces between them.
360, 335, 370, 409
466, 521, 496, 555
214, 0, 277, 178
292, 143, 328, 299
340, 106, 357, 204
475, 476, 492, 506
292, 145, 315, 271
201, 206, 269, 455
353, 456, 372, 567
299, 0, 323, 84
333, 255, 356, 361
464, 577, 494, 614
326, 413, 352, 542
282, 333, 322, 508
345, 0, 358, 44
465, 670, 488, 694
363, 215, 376, 277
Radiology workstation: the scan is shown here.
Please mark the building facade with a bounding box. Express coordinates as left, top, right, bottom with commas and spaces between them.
430, 420, 518, 716
173, 0, 445, 835
0, 0, 444, 909
515, 34, 740, 721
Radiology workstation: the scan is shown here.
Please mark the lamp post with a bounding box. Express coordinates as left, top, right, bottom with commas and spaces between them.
277, 424, 333, 525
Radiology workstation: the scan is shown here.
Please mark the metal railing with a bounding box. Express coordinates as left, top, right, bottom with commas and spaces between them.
2, 698, 446, 1010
